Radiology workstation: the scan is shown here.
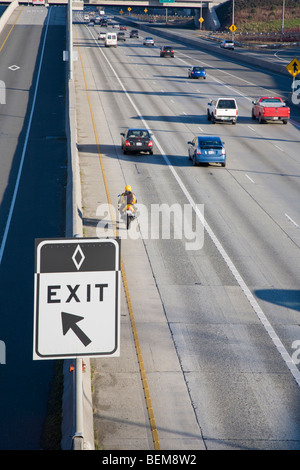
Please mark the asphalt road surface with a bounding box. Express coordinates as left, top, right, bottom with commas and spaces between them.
0, 5, 67, 449
155, 25, 300, 69
75, 13, 300, 450
0, 5, 299, 450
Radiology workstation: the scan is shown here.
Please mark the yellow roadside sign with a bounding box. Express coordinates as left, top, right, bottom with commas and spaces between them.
229, 24, 237, 32
199, 17, 204, 23
286, 58, 300, 77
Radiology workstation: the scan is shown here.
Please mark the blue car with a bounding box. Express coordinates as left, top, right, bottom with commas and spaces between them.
187, 135, 226, 167
188, 66, 206, 79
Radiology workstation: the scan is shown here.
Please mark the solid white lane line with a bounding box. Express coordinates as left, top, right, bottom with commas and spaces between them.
0, 8, 52, 265
87, 26, 300, 388
274, 50, 289, 63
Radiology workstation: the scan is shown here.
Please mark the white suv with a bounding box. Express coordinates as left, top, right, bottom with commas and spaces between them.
220, 39, 234, 50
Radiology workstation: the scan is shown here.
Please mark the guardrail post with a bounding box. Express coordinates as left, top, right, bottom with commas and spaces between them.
72, 358, 84, 449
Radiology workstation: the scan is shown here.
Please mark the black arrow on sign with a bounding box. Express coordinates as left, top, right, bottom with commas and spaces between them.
61, 312, 92, 347
292, 61, 299, 74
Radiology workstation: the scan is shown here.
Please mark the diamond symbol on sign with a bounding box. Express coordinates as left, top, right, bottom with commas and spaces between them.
72, 245, 85, 270
8, 65, 20, 71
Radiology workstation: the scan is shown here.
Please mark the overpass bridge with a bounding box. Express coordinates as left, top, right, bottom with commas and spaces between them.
80, 0, 223, 29
1, 0, 225, 29
3, 0, 226, 10
73, 0, 215, 7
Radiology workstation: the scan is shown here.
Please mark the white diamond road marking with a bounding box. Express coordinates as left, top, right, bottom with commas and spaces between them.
8, 65, 20, 71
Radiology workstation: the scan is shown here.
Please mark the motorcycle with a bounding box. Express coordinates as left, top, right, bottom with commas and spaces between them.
118, 195, 137, 230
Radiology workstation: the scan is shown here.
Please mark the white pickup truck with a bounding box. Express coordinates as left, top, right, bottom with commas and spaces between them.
207, 97, 238, 124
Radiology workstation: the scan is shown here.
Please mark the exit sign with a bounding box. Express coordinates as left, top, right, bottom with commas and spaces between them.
33, 238, 120, 359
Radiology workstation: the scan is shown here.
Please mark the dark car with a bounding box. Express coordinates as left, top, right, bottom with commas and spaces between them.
130, 29, 139, 38
121, 128, 153, 155
188, 66, 206, 79
160, 46, 174, 57
117, 31, 126, 41
187, 135, 226, 167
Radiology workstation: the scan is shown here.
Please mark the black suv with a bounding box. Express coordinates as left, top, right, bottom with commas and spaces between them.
160, 46, 174, 57
130, 29, 139, 38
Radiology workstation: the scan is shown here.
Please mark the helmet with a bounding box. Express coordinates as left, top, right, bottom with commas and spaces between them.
125, 185, 131, 192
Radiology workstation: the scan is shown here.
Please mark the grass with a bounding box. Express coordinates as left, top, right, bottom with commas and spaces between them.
216, 0, 300, 34
234, 18, 300, 34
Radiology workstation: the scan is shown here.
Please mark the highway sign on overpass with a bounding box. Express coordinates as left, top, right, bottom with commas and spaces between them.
33, 238, 120, 359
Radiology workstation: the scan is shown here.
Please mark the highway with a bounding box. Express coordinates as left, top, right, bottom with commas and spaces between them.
0, 5, 67, 449
155, 26, 300, 69
74, 13, 300, 450
0, 4, 299, 450
107, 11, 300, 72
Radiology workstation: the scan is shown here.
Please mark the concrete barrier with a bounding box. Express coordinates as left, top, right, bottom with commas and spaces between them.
62, 7, 94, 450
62, 77, 95, 450
0, 0, 19, 35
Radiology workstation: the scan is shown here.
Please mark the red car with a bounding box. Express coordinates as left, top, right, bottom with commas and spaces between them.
120, 25, 127, 30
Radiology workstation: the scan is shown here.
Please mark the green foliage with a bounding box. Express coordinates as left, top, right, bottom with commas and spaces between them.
240, 18, 300, 33
216, 0, 300, 32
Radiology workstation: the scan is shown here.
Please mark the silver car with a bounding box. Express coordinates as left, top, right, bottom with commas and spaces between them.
144, 37, 155, 46
220, 39, 234, 50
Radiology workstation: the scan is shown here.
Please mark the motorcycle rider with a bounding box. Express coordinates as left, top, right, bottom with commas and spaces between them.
118, 185, 137, 214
